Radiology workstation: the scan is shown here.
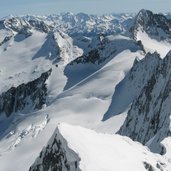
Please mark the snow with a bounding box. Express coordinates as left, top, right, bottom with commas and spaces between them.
103, 52, 159, 120
0, 49, 141, 171
118, 50, 171, 158
0, 10, 171, 171
136, 29, 171, 58
0, 30, 52, 94
46, 65, 68, 103
54, 30, 83, 64
95, 111, 127, 134
58, 123, 171, 171
0, 29, 13, 43
161, 137, 171, 162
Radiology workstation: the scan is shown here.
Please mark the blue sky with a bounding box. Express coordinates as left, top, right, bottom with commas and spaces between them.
0, 0, 171, 17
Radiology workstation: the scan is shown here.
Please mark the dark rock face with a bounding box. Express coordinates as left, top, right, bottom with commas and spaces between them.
30, 138, 70, 171
69, 35, 106, 65
132, 9, 171, 41
0, 69, 52, 117
71, 49, 101, 65
29, 128, 80, 171
118, 51, 171, 154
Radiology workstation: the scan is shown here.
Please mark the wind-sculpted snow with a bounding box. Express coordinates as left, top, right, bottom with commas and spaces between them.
118, 50, 171, 156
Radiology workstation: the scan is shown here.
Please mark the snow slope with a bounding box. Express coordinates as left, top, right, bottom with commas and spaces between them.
31, 123, 171, 171
0, 49, 142, 171
103, 52, 160, 120
0, 30, 52, 94
136, 30, 171, 58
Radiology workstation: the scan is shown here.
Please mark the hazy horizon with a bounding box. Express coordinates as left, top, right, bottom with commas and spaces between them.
0, 0, 171, 17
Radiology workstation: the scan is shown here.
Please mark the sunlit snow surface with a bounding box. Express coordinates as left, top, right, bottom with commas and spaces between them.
0, 31, 52, 94
31, 123, 171, 171
58, 123, 171, 171
136, 29, 171, 58
0, 48, 142, 170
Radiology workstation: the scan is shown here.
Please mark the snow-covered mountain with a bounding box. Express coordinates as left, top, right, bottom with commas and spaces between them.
118, 50, 171, 155
30, 123, 171, 171
103, 52, 160, 120
132, 9, 171, 57
23, 12, 135, 36
132, 9, 171, 41
0, 9, 171, 171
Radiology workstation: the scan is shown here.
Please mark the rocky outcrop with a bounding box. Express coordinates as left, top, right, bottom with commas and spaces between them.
71, 49, 101, 65
0, 69, 52, 117
118, 50, 171, 154
70, 35, 143, 65
29, 127, 80, 171
132, 9, 171, 41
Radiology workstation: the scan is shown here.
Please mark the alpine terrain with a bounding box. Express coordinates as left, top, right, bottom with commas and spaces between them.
0, 9, 171, 171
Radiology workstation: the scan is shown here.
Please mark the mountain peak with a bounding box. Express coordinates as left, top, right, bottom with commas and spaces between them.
137, 9, 152, 16
132, 9, 171, 43
118, 50, 171, 155
134, 9, 153, 27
